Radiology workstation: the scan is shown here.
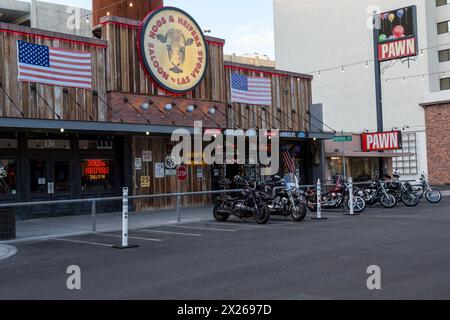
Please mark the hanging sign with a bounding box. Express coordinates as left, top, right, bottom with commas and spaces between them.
361, 131, 402, 152
377, 5, 418, 62
138, 7, 208, 94
155, 163, 165, 178
134, 158, 142, 170
142, 151, 152, 162
141, 176, 151, 188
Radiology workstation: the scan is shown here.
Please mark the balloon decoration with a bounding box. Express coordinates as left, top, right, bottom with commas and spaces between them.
388, 13, 395, 22
397, 9, 404, 19
393, 25, 405, 38
379, 34, 387, 42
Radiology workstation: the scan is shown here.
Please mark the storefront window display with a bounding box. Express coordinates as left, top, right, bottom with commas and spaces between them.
81, 159, 115, 191
0, 159, 17, 195
350, 158, 378, 182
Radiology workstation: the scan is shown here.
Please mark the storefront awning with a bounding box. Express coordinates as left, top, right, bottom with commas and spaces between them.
0, 118, 195, 134
326, 151, 413, 158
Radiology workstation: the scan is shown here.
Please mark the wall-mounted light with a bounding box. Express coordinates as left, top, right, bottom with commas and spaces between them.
164, 103, 173, 111
208, 106, 217, 115
187, 104, 197, 113
146, 131, 150, 136
60, 128, 65, 133
140, 103, 149, 111
129, 2, 133, 7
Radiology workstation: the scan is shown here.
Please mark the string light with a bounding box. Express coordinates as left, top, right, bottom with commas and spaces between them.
341, 66, 345, 73
366, 61, 369, 68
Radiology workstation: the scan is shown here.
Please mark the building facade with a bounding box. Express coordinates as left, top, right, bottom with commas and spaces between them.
0, 2, 320, 219
274, 0, 450, 182
0, 0, 92, 37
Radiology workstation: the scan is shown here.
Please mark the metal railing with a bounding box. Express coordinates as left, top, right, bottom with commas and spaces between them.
0, 189, 245, 233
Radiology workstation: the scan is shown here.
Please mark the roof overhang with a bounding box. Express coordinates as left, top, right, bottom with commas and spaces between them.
326, 151, 413, 158
0, 117, 194, 135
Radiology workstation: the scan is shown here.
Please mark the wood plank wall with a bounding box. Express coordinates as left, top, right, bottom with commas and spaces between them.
0, 23, 108, 121
101, 16, 226, 103
224, 63, 313, 132
132, 135, 212, 211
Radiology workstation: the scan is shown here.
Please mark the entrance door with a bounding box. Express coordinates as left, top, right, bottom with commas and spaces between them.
27, 155, 73, 218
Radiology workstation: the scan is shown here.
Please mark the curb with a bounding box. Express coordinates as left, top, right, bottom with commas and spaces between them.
0, 244, 18, 261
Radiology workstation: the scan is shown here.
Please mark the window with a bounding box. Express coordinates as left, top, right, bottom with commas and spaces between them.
437, 0, 450, 7
28, 139, 70, 149
0, 159, 17, 195
393, 133, 418, 175
81, 159, 115, 192
0, 139, 18, 149
79, 140, 113, 150
437, 21, 450, 34
439, 49, 450, 62
440, 77, 450, 90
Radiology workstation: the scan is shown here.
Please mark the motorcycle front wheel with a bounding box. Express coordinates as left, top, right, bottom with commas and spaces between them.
347, 196, 366, 213
254, 203, 270, 224
401, 192, 420, 207
425, 189, 442, 203
291, 201, 307, 222
213, 203, 230, 222
381, 194, 397, 208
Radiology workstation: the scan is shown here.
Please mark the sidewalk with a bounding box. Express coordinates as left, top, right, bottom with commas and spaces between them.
1, 206, 213, 244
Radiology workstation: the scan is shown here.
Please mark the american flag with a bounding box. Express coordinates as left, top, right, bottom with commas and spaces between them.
17, 40, 92, 90
231, 73, 272, 105
282, 149, 296, 173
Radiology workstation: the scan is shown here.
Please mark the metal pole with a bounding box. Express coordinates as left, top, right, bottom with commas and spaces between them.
176, 194, 181, 223
372, 14, 384, 177
91, 200, 96, 232
113, 187, 138, 249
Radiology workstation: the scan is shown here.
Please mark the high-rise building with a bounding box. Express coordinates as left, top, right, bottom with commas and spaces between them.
274, 0, 450, 181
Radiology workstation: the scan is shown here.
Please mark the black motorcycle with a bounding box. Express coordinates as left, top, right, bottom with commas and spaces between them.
359, 180, 397, 208
386, 180, 420, 207
257, 175, 307, 222
213, 176, 270, 224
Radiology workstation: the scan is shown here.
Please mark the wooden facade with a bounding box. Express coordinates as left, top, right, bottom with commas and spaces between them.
92, 0, 163, 27
0, 23, 108, 122
0, 12, 314, 214
225, 62, 313, 131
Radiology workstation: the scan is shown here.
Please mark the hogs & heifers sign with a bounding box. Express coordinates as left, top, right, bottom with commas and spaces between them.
361, 131, 402, 152
377, 5, 418, 62
138, 7, 208, 94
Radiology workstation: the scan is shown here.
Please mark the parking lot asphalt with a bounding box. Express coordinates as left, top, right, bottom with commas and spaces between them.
0, 198, 450, 300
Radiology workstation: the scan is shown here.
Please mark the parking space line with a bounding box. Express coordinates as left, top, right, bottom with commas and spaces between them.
53, 238, 112, 247
169, 225, 237, 232
96, 233, 163, 242
206, 221, 267, 228
136, 229, 202, 237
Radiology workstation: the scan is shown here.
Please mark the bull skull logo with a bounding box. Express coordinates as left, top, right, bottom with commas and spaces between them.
157, 28, 194, 74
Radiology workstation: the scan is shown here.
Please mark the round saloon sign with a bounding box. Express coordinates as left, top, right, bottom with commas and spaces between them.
138, 7, 208, 94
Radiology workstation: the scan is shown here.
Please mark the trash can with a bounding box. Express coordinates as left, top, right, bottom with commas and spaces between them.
0, 207, 16, 240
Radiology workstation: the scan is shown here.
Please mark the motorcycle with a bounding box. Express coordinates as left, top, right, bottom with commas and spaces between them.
359, 180, 397, 208
411, 173, 442, 204
257, 175, 307, 222
305, 180, 366, 213
213, 175, 271, 224
386, 180, 420, 207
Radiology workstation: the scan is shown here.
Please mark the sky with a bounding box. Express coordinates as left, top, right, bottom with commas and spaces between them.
29, 0, 276, 59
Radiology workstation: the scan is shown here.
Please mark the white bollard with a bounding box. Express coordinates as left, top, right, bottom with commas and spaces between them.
312, 178, 327, 221
345, 177, 360, 216
349, 177, 354, 215
113, 187, 138, 249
